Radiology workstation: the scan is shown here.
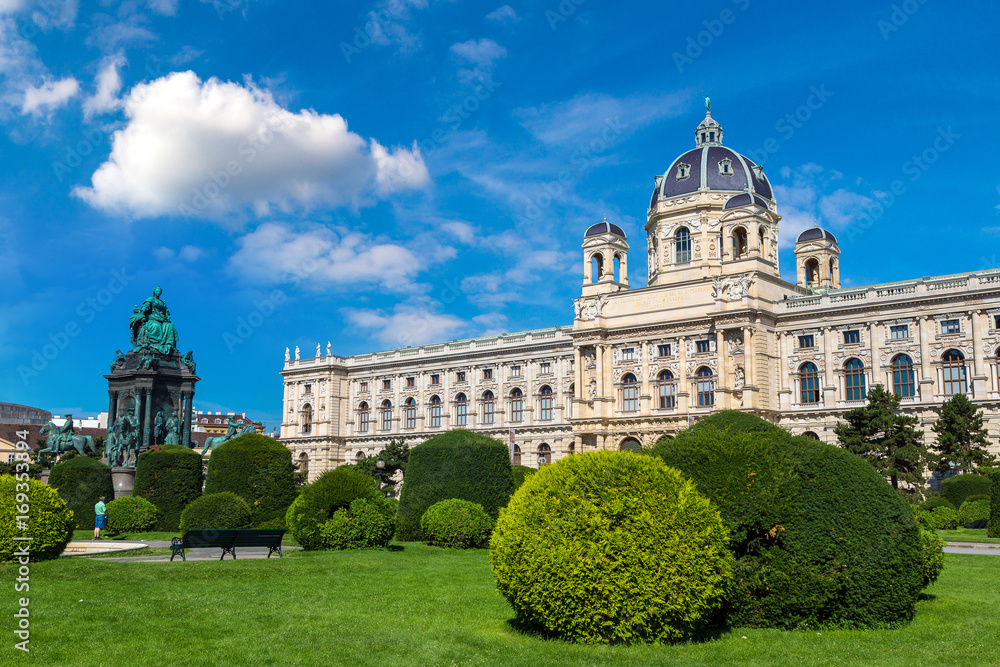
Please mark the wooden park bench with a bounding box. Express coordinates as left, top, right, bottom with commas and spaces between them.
169, 529, 286, 561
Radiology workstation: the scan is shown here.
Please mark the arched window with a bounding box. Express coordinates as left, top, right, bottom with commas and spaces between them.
404, 397, 416, 429
298, 451, 309, 479
758, 225, 766, 255
942, 350, 967, 396
301, 404, 312, 434
802, 431, 820, 440
620, 438, 642, 452
539, 386, 553, 421
429, 395, 441, 428
568, 441, 575, 455
675, 227, 691, 264
356, 450, 365, 462
845, 359, 866, 401
215, 418, 222, 424
482, 391, 495, 425
358, 402, 370, 433
805, 258, 819, 287
621, 373, 638, 412
591, 253, 603, 283
455, 393, 468, 427
657, 370, 676, 409
892, 354, 915, 398
510, 388, 523, 423
537, 443, 551, 466
800, 363, 820, 404
380, 400, 392, 431
696, 367, 714, 407
732, 227, 748, 259
512, 444, 521, 466
613, 255, 621, 283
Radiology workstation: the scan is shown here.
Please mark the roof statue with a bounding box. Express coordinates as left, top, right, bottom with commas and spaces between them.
130, 286, 180, 356
705, 95, 711, 112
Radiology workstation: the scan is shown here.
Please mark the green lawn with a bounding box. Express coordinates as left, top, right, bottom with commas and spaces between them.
3, 546, 997, 666
936, 528, 1000, 544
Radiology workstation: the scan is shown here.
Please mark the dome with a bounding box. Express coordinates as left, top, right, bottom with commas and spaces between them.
585, 220, 626, 237
796, 227, 837, 244
649, 110, 774, 209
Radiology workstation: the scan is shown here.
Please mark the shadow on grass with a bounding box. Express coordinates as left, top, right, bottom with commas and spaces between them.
388, 545, 405, 552
503, 617, 730, 645
918, 593, 937, 601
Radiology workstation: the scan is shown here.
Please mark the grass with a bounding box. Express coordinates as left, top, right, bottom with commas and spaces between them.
2, 546, 998, 666
935, 528, 1000, 544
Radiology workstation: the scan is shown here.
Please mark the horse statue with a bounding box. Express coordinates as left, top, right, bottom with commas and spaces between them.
200, 420, 258, 456
104, 415, 142, 468
37, 422, 98, 462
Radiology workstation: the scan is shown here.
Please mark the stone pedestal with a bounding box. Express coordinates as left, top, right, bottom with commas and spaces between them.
40, 470, 49, 485
111, 468, 136, 499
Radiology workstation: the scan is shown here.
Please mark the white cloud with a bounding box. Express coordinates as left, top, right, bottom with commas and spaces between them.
450, 37, 506, 83
21, 76, 78, 115
178, 245, 204, 262
227, 222, 425, 292
82, 54, 124, 120
773, 164, 874, 249
148, 0, 178, 16
486, 5, 516, 22
344, 303, 467, 348
152, 246, 175, 261
74, 71, 430, 219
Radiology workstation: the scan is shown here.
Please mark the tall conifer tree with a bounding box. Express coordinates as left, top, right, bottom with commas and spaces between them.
929, 393, 997, 473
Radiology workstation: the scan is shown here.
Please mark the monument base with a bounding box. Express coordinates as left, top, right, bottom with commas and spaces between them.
40, 470, 50, 485
111, 467, 136, 498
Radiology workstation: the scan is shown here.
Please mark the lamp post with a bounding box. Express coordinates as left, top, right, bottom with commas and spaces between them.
376, 457, 385, 490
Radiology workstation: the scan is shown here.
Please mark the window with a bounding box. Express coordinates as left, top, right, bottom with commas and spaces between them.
675, 228, 691, 264
539, 362, 551, 374
677, 162, 690, 180
512, 444, 521, 467
941, 319, 960, 335
942, 350, 967, 396
890, 325, 909, 340
510, 389, 524, 423
358, 402, 370, 433
657, 370, 676, 409
482, 391, 495, 425
483, 368, 493, 380
429, 396, 441, 428
800, 363, 820, 404
798, 335, 814, 349
456, 371, 466, 383
621, 373, 638, 412
621, 348, 635, 361
657, 344, 671, 358
430, 374, 440, 386
511, 365, 522, 377
301, 404, 312, 433
731, 226, 747, 258
455, 394, 468, 426
406, 377, 415, 388
304, 383, 312, 394
719, 158, 731, 175
356, 451, 365, 463
7, 454, 14, 464
215, 418, 221, 424
696, 340, 711, 354
802, 431, 820, 441
380, 400, 392, 431
200, 418, 208, 424
845, 359, 866, 401
382, 379, 391, 391
537, 443, 551, 466
994, 315, 1000, 329
404, 398, 416, 429
360, 381, 369, 392
891, 354, 915, 398
696, 368, 715, 407
539, 386, 553, 421
805, 258, 819, 287
843, 330, 860, 345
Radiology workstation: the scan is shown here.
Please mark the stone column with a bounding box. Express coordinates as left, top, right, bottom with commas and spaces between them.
823, 327, 835, 405
971, 310, 985, 380
640, 341, 651, 414
182, 391, 192, 447
918, 317, 933, 401
744, 326, 755, 388
574, 348, 584, 400
142, 387, 153, 448
107, 390, 118, 425
716, 329, 729, 409
677, 336, 689, 412
869, 321, 882, 389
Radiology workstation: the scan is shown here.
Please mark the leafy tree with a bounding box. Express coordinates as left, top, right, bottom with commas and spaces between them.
929, 393, 997, 474
343, 439, 410, 494
834, 384, 927, 492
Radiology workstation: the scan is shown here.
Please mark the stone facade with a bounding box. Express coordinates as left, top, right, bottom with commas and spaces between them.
280, 111, 1000, 482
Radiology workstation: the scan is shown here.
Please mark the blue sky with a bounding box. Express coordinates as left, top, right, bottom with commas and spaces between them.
1, 0, 998, 429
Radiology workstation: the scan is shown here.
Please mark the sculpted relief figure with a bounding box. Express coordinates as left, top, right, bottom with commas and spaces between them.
165, 412, 181, 445
131, 286, 180, 356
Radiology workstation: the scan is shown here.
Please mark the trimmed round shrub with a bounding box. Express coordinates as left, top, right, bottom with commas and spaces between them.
650, 417, 924, 630
963, 493, 990, 504
48, 456, 115, 529
421, 499, 493, 549
920, 496, 955, 511
397, 430, 515, 541
989, 472, 1000, 538
959, 498, 991, 527
1, 475, 74, 562
205, 434, 297, 526
255, 516, 286, 530
179, 492, 252, 531
106, 496, 159, 534
918, 528, 945, 588
686, 409, 785, 435
318, 497, 395, 550
134, 444, 203, 531
286, 468, 383, 550
491, 451, 732, 645
511, 465, 537, 490
940, 473, 992, 509
925, 506, 960, 530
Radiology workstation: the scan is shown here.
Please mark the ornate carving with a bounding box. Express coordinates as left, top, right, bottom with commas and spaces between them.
712, 271, 757, 302
734, 365, 745, 389
579, 295, 608, 321
727, 332, 744, 355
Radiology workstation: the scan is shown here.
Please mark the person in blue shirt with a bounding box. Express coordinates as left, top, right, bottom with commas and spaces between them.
94, 496, 108, 539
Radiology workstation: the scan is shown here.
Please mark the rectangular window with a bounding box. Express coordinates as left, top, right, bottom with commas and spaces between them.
657, 344, 671, 358
406, 377, 415, 388
510, 395, 523, 423
539, 394, 553, 420
456, 371, 466, 383
890, 325, 908, 340
511, 365, 521, 377
405, 405, 416, 429
798, 335, 814, 349
843, 330, 860, 345
359, 409, 370, 433
430, 374, 440, 386
456, 400, 467, 426
360, 381, 368, 392
304, 384, 312, 394
540, 362, 551, 374
483, 368, 493, 380
380, 407, 392, 431
7, 454, 14, 464
995, 315, 1000, 329
621, 348, 635, 361
941, 319, 960, 335
696, 340, 711, 354
483, 398, 494, 424
430, 403, 441, 428
382, 379, 391, 391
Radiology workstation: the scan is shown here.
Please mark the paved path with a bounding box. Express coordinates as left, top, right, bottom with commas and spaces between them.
95, 545, 301, 562
944, 542, 1000, 556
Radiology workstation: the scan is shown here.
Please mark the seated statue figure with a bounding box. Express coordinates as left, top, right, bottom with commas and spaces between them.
132, 286, 180, 356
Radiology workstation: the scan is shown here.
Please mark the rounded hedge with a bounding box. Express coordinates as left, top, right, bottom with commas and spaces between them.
650, 417, 924, 630
1, 475, 74, 562
511, 465, 537, 490
491, 451, 732, 645
286, 468, 383, 550
421, 499, 493, 549
918, 528, 945, 588
179, 492, 252, 531
919, 496, 956, 511
396, 430, 514, 541
940, 473, 992, 509
107, 496, 159, 534
958, 498, 990, 527
923, 506, 960, 530
134, 444, 203, 531
48, 456, 115, 529
205, 434, 297, 526
318, 497, 395, 550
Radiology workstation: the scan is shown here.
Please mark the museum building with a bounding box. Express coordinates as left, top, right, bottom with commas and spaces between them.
280, 109, 1000, 481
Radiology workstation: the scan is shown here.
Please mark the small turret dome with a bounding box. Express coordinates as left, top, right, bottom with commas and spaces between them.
585, 220, 626, 237
796, 227, 837, 244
